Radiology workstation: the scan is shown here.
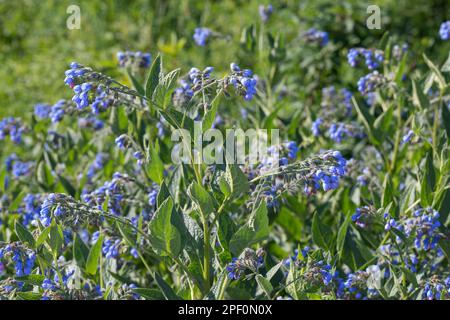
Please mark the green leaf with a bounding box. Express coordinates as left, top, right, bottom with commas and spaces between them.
147, 141, 164, 184
16, 292, 42, 300
420, 151, 435, 206
411, 79, 430, 109
35, 226, 51, 247
86, 233, 104, 275
352, 97, 379, 145
73, 234, 90, 268
154, 272, 182, 300
225, 164, 249, 201
57, 175, 76, 197
145, 54, 162, 100
148, 198, 182, 256
15, 220, 35, 248
48, 224, 63, 257
132, 288, 165, 300
203, 94, 222, 132
336, 213, 351, 258
441, 52, 450, 73
423, 54, 446, 90
266, 261, 283, 281
229, 203, 269, 256
256, 275, 273, 299
15, 274, 45, 286
127, 69, 145, 96
188, 182, 217, 220
441, 102, 450, 138
312, 212, 332, 251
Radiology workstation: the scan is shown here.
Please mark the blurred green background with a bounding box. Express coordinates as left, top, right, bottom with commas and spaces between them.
0, 0, 448, 117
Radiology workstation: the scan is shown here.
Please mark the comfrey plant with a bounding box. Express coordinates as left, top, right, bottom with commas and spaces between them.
0, 10, 449, 301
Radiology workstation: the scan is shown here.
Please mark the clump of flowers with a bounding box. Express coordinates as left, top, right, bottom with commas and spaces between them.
227, 248, 265, 280
0, 243, 36, 277
310, 87, 364, 143
347, 48, 384, 70
117, 51, 151, 69
422, 275, 450, 300
357, 71, 388, 95
303, 28, 329, 46
0, 117, 26, 144
224, 63, 258, 101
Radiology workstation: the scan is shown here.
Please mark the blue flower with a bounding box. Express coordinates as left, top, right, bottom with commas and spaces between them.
439, 21, 450, 40
259, 4, 273, 22
193, 28, 212, 46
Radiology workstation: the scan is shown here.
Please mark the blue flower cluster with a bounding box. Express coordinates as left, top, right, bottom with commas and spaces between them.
34, 103, 52, 119
21, 193, 44, 226
328, 122, 365, 143
5, 156, 33, 178
259, 4, 273, 22
439, 21, 450, 40
78, 116, 104, 131
357, 71, 386, 95
351, 206, 379, 229
0, 244, 36, 276
193, 28, 212, 46
117, 51, 151, 68
347, 48, 384, 70
39, 193, 59, 227
82, 172, 131, 216
227, 248, 264, 280
303, 151, 347, 195
303, 28, 329, 46
0, 117, 25, 144
100, 236, 121, 259
422, 276, 450, 300
385, 207, 442, 252
227, 63, 258, 101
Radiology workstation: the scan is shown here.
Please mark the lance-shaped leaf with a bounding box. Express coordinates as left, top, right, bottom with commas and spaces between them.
229, 203, 269, 256
188, 182, 218, 220
145, 54, 162, 100
148, 198, 182, 256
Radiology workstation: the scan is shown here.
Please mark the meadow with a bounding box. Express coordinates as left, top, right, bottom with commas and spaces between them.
0, 0, 449, 300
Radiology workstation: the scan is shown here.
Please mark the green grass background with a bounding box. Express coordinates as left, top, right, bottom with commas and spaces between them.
0, 0, 448, 117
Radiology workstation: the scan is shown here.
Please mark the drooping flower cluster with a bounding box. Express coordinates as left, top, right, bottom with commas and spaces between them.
82, 172, 134, 216
347, 48, 384, 70
0, 243, 36, 277
117, 51, 151, 69
351, 206, 382, 229
422, 276, 450, 300
385, 207, 443, 252
303, 28, 329, 46
5, 154, 33, 178
227, 248, 265, 280
311, 87, 364, 143
223, 63, 258, 101
0, 117, 26, 144
39, 193, 102, 229
21, 193, 45, 226
173, 66, 214, 106
357, 71, 387, 95
64, 62, 137, 114
193, 27, 212, 46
